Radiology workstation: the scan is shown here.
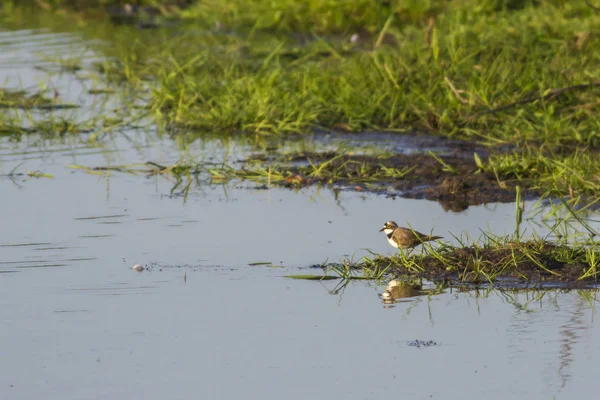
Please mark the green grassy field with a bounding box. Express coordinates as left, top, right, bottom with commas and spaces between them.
4, 0, 600, 201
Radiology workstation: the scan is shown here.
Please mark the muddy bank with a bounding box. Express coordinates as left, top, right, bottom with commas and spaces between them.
354, 240, 599, 285
243, 145, 535, 212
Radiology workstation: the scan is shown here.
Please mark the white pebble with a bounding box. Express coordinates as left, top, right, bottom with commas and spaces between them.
132, 264, 145, 272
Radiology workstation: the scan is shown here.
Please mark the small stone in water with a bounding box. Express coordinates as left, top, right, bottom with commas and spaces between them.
132, 264, 145, 272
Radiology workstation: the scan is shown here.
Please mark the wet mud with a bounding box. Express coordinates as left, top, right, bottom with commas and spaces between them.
246, 136, 532, 211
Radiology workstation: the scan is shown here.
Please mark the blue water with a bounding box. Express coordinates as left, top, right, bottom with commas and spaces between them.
1, 21, 599, 400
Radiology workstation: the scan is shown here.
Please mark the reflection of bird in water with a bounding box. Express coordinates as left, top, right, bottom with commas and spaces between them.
379, 221, 443, 250
381, 279, 423, 306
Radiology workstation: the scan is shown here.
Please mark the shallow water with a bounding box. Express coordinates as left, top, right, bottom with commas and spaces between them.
1, 17, 599, 400
2, 264, 599, 400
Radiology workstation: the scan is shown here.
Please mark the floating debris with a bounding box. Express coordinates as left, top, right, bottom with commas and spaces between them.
407, 340, 438, 349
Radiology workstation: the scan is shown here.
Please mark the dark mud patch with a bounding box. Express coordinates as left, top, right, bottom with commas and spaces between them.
355, 240, 600, 286
244, 148, 535, 212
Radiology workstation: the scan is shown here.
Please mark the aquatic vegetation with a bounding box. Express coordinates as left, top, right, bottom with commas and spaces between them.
284, 275, 340, 281
0, 88, 77, 110
69, 139, 600, 213
203, 148, 600, 210
0, 87, 89, 137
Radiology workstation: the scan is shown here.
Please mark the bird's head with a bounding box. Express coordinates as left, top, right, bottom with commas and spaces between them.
379, 221, 398, 233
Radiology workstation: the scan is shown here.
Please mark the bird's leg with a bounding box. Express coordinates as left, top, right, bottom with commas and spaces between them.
397, 248, 407, 262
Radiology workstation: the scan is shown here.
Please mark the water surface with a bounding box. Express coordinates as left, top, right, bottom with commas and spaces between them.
1, 17, 599, 400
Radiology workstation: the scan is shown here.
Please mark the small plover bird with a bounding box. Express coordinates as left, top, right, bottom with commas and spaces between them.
379, 221, 442, 250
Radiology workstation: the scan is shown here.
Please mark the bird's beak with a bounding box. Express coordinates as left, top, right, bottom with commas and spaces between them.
379, 227, 385, 232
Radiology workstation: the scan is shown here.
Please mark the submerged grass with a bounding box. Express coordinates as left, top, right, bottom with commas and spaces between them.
70, 142, 600, 212
209, 148, 600, 209
0, 88, 78, 110
0, 87, 90, 137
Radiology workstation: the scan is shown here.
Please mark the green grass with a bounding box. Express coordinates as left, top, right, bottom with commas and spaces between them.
72, 0, 600, 201
341, 191, 600, 285
283, 217, 600, 286
82, 1, 599, 141
271, 191, 600, 286
484, 149, 600, 197
352, 236, 600, 284
10, 0, 177, 8
9, 1, 600, 146
208, 153, 415, 187
278, 192, 600, 286
4, 1, 600, 202
335, 193, 600, 285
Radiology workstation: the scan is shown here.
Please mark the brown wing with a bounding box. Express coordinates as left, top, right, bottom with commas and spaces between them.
392, 227, 442, 248
391, 227, 420, 249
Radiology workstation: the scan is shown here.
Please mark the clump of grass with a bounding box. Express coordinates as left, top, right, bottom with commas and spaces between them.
288, 194, 600, 287
354, 236, 600, 284
343, 193, 600, 285
213, 152, 415, 187
484, 149, 600, 198
2, 162, 53, 180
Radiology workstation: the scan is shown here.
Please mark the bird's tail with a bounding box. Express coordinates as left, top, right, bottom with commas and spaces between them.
426, 235, 443, 242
